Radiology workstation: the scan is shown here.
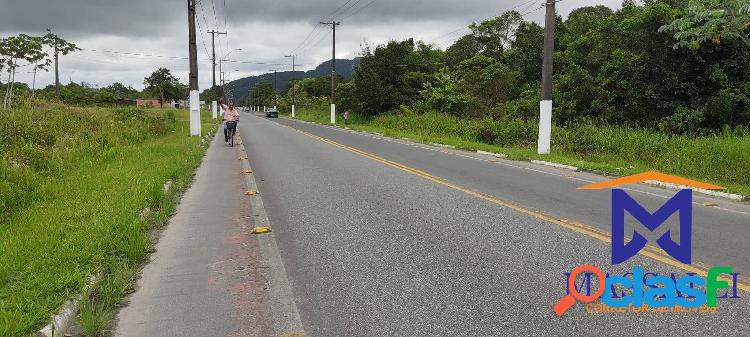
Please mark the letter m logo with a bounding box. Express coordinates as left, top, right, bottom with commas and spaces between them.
611, 189, 692, 265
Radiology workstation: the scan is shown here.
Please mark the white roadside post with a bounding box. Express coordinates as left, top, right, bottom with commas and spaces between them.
292, 104, 296, 118
537, 101, 552, 154
212, 101, 217, 119
331, 104, 336, 125
189, 90, 201, 136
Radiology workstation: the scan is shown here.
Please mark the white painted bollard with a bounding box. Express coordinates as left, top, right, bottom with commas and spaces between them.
537, 100, 552, 154
212, 101, 217, 119
264, 106, 267, 112
189, 90, 201, 136
330, 104, 336, 125
292, 104, 296, 118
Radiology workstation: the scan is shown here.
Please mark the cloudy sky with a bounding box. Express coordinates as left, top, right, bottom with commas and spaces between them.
1, 0, 622, 91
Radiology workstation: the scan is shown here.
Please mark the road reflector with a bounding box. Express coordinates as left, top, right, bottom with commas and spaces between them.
251, 227, 272, 234
245, 191, 258, 196
241, 170, 253, 174
239, 157, 248, 160
703, 202, 719, 207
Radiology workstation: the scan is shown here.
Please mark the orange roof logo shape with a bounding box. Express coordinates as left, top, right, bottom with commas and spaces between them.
578, 171, 724, 190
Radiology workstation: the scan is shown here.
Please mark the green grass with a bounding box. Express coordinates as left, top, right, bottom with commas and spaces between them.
285, 107, 750, 197
78, 298, 111, 337
0, 104, 215, 336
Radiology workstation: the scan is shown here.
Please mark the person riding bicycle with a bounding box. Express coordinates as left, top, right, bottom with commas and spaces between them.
221, 99, 239, 144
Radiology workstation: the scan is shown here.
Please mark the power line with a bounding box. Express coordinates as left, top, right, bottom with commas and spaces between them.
341, 0, 379, 20
291, 0, 364, 56
296, 25, 329, 56
330, 0, 364, 19
322, 0, 355, 21
195, 0, 213, 58
425, 0, 539, 45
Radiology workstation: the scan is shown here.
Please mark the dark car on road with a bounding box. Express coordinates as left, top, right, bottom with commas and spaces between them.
266, 108, 279, 118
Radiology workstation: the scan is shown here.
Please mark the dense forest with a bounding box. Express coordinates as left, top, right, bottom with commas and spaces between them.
277, 0, 750, 136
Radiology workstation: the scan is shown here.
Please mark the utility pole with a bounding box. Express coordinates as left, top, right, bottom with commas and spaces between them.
537, 0, 556, 154
208, 29, 226, 117
187, 0, 201, 136
285, 54, 296, 118
320, 21, 340, 125
46, 28, 61, 98
274, 71, 278, 108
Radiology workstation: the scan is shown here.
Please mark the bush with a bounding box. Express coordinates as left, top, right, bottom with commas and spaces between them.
658, 106, 705, 135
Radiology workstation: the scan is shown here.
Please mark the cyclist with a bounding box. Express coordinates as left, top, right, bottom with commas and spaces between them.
221, 98, 240, 144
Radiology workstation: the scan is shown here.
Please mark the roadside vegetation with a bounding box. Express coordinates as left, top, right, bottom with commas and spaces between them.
0, 101, 213, 336
271, 0, 750, 196
287, 107, 750, 196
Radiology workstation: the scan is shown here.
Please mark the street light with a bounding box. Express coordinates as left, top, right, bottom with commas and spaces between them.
285, 54, 296, 118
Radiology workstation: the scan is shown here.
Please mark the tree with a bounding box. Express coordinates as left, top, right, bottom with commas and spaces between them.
247, 81, 275, 107
504, 21, 545, 82
104, 82, 139, 99
0, 34, 50, 109
444, 35, 481, 66
660, 0, 750, 49
351, 39, 437, 117
143, 68, 182, 108
468, 11, 524, 59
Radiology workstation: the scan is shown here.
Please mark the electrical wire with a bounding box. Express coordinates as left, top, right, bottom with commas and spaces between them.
341, 0, 379, 20
425, 0, 539, 45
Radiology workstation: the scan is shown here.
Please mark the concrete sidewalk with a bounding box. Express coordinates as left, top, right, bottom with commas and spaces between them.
114, 131, 273, 337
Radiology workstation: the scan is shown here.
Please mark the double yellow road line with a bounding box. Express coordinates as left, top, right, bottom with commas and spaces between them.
282, 123, 750, 293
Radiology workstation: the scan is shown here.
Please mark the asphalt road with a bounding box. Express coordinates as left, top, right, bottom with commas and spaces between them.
238, 113, 750, 336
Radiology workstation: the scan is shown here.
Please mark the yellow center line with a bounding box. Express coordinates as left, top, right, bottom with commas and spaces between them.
281, 123, 750, 293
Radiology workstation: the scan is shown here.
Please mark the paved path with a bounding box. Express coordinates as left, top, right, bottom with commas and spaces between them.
114, 130, 273, 337
237, 113, 750, 336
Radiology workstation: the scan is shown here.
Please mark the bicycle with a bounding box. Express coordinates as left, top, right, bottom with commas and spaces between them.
224, 121, 238, 147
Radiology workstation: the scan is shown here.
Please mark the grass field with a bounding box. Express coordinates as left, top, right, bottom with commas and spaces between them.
287, 107, 750, 197
0, 104, 215, 336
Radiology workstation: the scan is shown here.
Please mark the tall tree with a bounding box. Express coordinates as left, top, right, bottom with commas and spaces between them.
468, 11, 524, 59
143, 68, 181, 108
0, 34, 50, 109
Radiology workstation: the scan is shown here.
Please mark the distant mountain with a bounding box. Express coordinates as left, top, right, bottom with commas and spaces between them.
228, 58, 360, 104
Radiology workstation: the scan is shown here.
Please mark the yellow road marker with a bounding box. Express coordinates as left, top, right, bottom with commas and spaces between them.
704, 202, 719, 207
239, 157, 248, 160
245, 191, 259, 196
241, 170, 253, 174
251, 227, 272, 234
281, 124, 750, 293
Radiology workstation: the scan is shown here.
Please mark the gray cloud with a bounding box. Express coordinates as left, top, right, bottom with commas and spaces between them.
2, 0, 624, 91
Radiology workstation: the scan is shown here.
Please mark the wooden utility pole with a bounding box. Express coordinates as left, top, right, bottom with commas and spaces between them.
320, 21, 340, 125
188, 0, 201, 135
537, 0, 556, 155
207, 30, 227, 102
188, 0, 198, 90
